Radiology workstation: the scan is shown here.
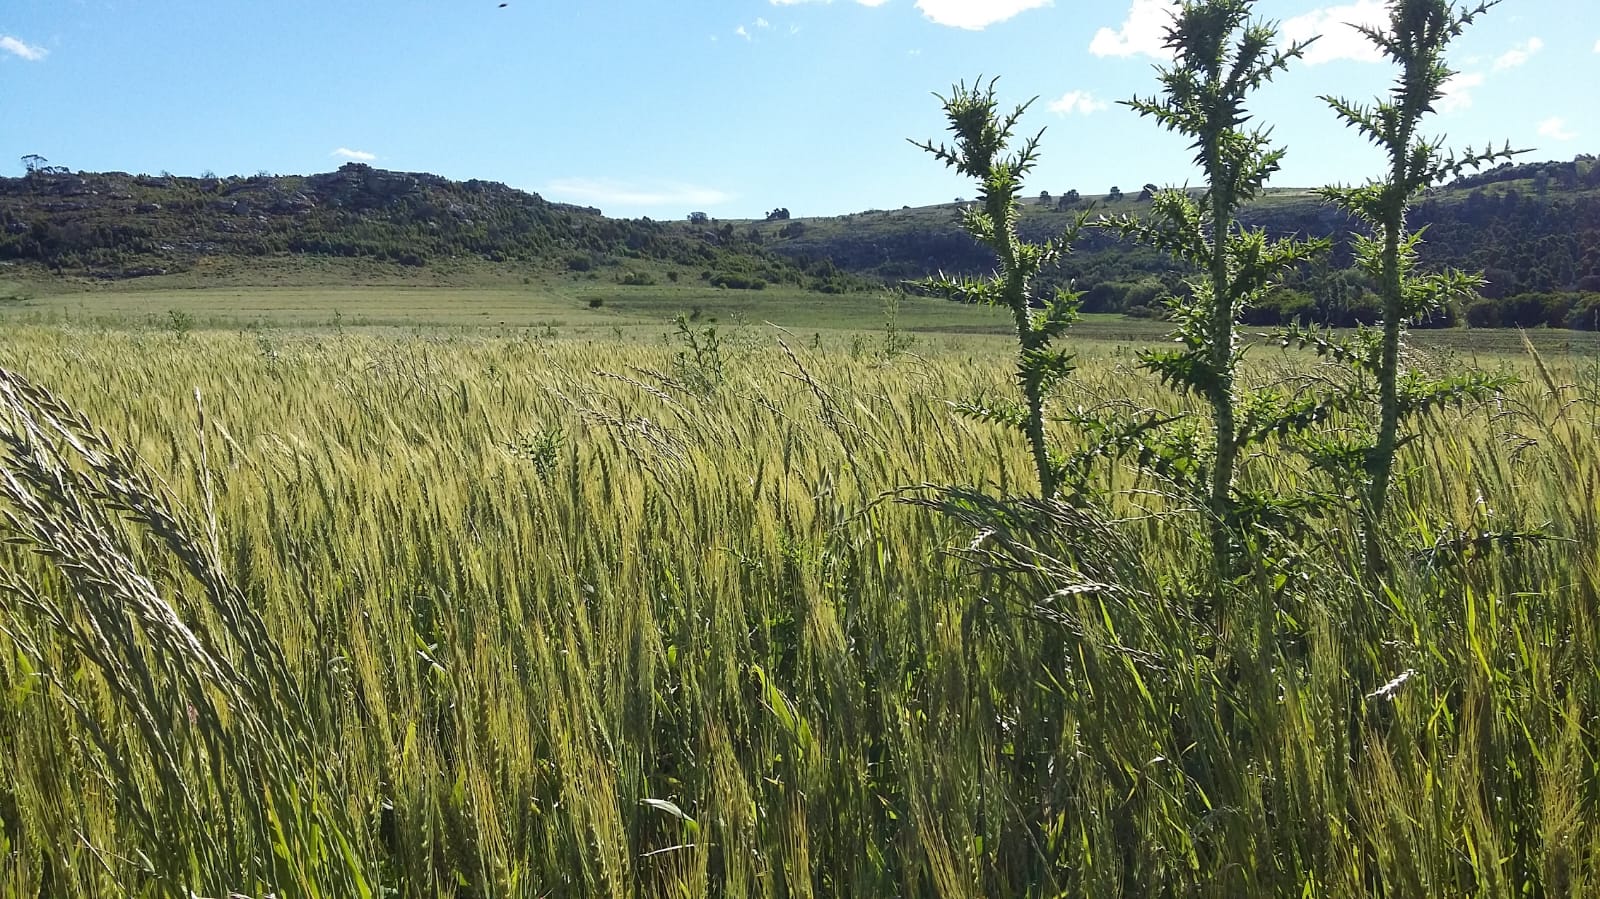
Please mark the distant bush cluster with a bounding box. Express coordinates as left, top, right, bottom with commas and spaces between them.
1464, 291, 1600, 329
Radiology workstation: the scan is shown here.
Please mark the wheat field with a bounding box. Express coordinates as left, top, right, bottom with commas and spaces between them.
0, 322, 1595, 898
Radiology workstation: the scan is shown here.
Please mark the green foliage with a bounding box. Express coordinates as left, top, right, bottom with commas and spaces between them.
504, 424, 567, 480
0, 328, 1598, 896
1311, 0, 1523, 570
0, 369, 373, 897
0, 164, 872, 294
165, 307, 194, 339
670, 312, 728, 394
911, 78, 1089, 497
1104, 0, 1326, 578
875, 290, 918, 363
616, 270, 656, 286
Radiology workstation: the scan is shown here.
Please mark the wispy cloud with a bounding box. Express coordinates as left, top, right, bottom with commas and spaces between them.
1493, 37, 1543, 70
1538, 116, 1576, 141
1048, 90, 1108, 116
0, 35, 47, 61
1089, 0, 1175, 58
1437, 72, 1484, 114
544, 178, 733, 209
733, 14, 799, 42
332, 148, 377, 162
1281, 0, 1388, 65
913, 0, 1051, 30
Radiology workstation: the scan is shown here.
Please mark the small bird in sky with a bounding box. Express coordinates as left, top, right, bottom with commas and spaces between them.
498, 3, 508, 6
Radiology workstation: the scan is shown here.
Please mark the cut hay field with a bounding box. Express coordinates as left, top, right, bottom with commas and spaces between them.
0, 319, 1598, 897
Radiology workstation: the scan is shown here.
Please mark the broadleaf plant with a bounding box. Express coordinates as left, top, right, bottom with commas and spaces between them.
911, 78, 1090, 499
1307, 0, 1524, 570
1102, 0, 1327, 580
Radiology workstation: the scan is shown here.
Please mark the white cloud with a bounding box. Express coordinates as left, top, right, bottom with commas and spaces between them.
913, 0, 1051, 29
1492, 37, 1542, 70
1593, 38, 1599, 53
543, 178, 734, 209
1436, 72, 1484, 114
1048, 90, 1108, 116
1281, 0, 1388, 65
755, 17, 771, 28
1090, 0, 1176, 58
0, 35, 47, 61
332, 148, 377, 162
1538, 116, 1576, 141
735, 24, 750, 39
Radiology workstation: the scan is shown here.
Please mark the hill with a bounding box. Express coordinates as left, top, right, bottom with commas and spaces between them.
0, 162, 860, 294
749, 155, 1600, 328
3, 156, 1596, 328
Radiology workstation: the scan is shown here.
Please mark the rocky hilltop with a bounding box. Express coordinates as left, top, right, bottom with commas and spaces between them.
0, 163, 849, 290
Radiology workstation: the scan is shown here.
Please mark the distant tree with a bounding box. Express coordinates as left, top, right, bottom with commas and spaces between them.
765, 207, 791, 221
19, 155, 67, 177
1057, 189, 1081, 210
1107, 186, 1122, 201
1139, 182, 1159, 201
687, 211, 710, 225
1039, 190, 1052, 204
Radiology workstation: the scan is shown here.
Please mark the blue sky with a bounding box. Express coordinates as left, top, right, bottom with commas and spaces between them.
2, 0, 1594, 218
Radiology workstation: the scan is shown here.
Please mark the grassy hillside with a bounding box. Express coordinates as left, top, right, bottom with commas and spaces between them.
1, 157, 1595, 329
0, 163, 863, 295
749, 156, 1600, 327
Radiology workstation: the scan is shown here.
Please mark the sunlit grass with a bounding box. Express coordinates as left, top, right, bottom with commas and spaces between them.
0, 324, 1596, 897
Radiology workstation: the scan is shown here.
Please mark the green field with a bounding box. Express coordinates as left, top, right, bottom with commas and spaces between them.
7, 279, 1600, 356
0, 312, 1597, 897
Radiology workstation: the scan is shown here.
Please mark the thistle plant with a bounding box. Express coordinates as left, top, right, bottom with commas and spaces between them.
1293, 0, 1523, 569
911, 79, 1086, 498
1104, 0, 1327, 578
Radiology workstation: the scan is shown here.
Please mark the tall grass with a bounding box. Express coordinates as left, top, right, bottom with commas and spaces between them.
0, 325, 1596, 897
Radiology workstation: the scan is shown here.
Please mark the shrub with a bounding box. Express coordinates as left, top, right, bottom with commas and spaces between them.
709, 273, 766, 290
1565, 293, 1600, 330
1464, 297, 1501, 328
